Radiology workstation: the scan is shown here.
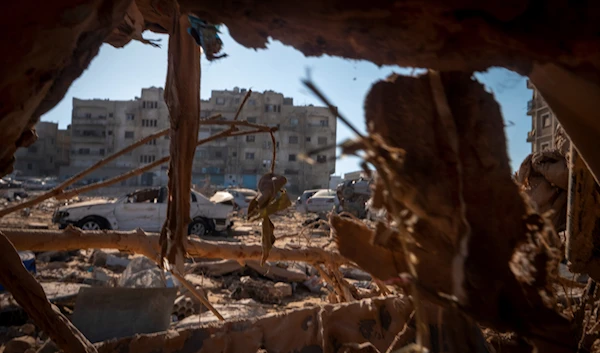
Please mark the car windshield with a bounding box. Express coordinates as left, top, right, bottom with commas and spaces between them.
312, 190, 336, 198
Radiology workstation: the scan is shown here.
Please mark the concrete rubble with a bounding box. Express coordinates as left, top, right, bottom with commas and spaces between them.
0, 204, 393, 351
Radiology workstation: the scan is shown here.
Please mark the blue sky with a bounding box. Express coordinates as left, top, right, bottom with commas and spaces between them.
41, 28, 532, 176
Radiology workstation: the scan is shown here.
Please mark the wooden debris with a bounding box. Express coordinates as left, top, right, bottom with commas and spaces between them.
160, 7, 201, 272
0, 231, 96, 353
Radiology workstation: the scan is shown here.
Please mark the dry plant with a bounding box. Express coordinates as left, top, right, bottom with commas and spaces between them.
301, 75, 431, 350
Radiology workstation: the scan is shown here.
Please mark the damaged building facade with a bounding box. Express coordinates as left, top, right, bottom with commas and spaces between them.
59, 87, 170, 186
13, 122, 71, 177
526, 80, 561, 152
198, 87, 337, 194
56, 87, 336, 192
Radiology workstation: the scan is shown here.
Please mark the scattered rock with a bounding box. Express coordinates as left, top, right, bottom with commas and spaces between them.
230, 276, 291, 304
118, 257, 177, 288
37, 251, 69, 263
92, 268, 111, 284
4, 336, 36, 353
26, 222, 48, 230
175, 300, 267, 328
43, 262, 68, 270
303, 275, 325, 293
19, 323, 35, 336
105, 254, 130, 269
274, 282, 293, 298
340, 267, 372, 281
90, 250, 108, 266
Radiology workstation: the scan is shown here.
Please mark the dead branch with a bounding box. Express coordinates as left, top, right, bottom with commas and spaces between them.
160, 8, 201, 271
0, 128, 169, 216
57, 128, 277, 200
0, 231, 96, 353
233, 89, 252, 121
3, 228, 348, 265
270, 131, 276, 173
169, 270, 224, 320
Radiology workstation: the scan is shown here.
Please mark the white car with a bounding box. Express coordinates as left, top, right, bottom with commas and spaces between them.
295, 189, 321, 214
305, 189, 340, 214
52, 186, 235, 236
213, 188, 257, 214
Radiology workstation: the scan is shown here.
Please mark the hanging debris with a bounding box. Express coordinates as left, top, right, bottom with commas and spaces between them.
186, 15, 228, 61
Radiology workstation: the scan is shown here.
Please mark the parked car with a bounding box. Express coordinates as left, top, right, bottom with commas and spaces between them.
305, 189, 340, 214
22, 178, 50, 191
295, 189, 322, 213
0, 179, 28, 200
52, 186, 235, 236
213, 188, 258, 214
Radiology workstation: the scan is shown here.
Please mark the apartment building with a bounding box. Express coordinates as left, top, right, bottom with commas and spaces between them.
526, 80, 560, 152
61, 87, 337, 192
14, 122, 70, 177
198, 87, 337, 193
60, 87, 170, 186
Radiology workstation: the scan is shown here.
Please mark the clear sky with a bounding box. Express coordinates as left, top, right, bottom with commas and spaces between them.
41, 28, 532, 176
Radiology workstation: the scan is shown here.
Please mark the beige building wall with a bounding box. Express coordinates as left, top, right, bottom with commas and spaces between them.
526, 80, 560, 153
14, 122, 66, 177
60, 86, 337, 192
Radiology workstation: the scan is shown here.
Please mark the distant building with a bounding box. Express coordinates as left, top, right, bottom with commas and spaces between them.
329, 175, 342, 189
343, 170, 372, 181
200, 87, 337, 193
59, 87, 337, 192
526, 80, 560, 152
14, 122, 70, 177
60, 87, 170, 186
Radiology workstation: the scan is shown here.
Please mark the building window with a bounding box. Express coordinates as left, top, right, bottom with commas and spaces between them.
265, 104, 277, 112
27, 163, 32, 170
288, 154, 297, 162
306, 137, 311, 142
245, 152, 255, 160
288, 136, 298, 144
320, 119, 329, 127
318, 137, 327, 145
541, 143, 550, 151
146, 139, 157, 146
234, 98, 241, 104
247, 117, 257, 123
109, 113, 113, 118
248, 99, 257, 106
78, 148, 90, 155
246, 135, 255, 143
28, 146, 37, 153
85, 113, 92, 118
125, 131, 134, 139
99, 149, 105, 156
542, 113, 551, 128
216, 97, 226, 105
108, 130, 113, 135
290, 118, 298, 126
316, 155, 327, 163
232, 152, 237, 157
215, 151, 223, 158
126, 114, 135, 121
140, 155, 156, 163
164, 135, 170, 140
49, 157, 53, 163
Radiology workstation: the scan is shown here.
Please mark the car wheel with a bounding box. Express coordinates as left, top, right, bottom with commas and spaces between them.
188, 219, 209, 236
77, 217, 108, 231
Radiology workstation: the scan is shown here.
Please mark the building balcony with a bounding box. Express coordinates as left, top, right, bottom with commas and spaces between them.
526, 130, 535, 142
71, 134, 106, 143
72, 116, 109, 125
527, 99, 535, 115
